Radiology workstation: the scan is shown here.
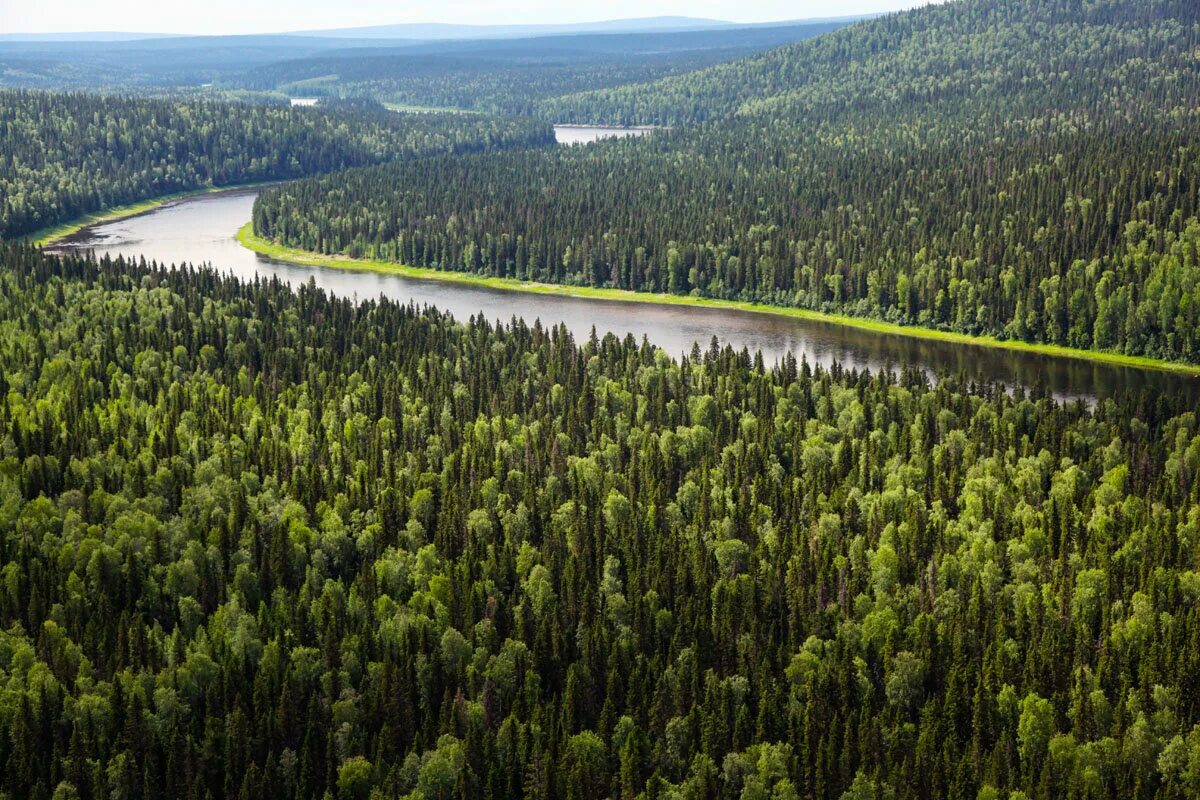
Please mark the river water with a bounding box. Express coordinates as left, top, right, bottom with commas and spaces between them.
553, 125, 657, 145
49, 189, 1200, 405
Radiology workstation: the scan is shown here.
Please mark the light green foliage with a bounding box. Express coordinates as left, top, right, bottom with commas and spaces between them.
0, 242, 1197, 800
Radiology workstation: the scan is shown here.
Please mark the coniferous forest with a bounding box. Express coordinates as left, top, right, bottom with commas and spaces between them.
0, 92, 552, 239
1, 0, 1200, 798
1, 244, 1199, 800
252, 0, 1200, 362
231, 23, 849, 118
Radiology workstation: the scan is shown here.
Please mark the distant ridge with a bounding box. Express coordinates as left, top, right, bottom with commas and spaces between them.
0, 16, 878, 44
286, 17, 737, 40
0, 32, 182, 42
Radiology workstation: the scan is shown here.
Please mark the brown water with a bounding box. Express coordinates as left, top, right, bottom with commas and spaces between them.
50, 189, 1200, 405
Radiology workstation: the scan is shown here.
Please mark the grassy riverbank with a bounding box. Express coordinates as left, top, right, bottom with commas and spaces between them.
237, 223, 1200, 377
29, 183, 275, 247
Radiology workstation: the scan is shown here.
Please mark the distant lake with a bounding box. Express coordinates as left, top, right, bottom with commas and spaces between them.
49, 189, 1200, 406
554, 125, 658, 145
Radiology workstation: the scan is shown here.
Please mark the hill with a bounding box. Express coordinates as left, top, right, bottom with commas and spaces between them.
236, 22, 852, 115
0, 35, 408, 89
0, 92, 551, 239
288, 16, 738, 40
0, 31, 181, 42
253, 0, 1200, 362
0, 22, 852, 100
543, 0, 1199, 124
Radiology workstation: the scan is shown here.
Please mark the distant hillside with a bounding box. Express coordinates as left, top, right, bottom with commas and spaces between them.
544, 0, 1200, 124
0, 35, 408, 88
255, 0, 1200, 363
0, 32, 181, 42
236, 22, 852, 115
0, 19, 854, 94
289, 16, 737, 40
0, 15, 852, 44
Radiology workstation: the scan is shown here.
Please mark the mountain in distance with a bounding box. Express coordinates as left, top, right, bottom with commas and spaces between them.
0, 16, 862, 90
286, 16, 738, 40
0, 17, 733, 44
0, 15, 873, 44
291, 15, 879, 40
0, 31, 183, 42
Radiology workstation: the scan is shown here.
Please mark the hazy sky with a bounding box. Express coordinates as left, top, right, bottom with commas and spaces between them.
3, 0, 932, 36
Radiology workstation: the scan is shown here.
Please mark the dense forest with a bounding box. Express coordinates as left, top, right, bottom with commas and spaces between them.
538, 0, 1200, 126
233, 23, 848, 117
0, 23, 847, 110
1, 243, 1199, 800
3, 1, 1200, 798
0, 91, 553, 239
252, 0, 1200, 363
0, 35, 402, 92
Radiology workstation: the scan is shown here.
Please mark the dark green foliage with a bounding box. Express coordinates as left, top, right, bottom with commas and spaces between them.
253, 0, 1200, 362
0, 242, 1199, 799
541, 0, 1200, 126
0, 90, 553, 239
234, 23, 848, 117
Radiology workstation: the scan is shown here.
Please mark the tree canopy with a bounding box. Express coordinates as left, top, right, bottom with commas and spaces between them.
252, 0, 1200, 362
0, 242, 1197, 799
0, 91, 552, 239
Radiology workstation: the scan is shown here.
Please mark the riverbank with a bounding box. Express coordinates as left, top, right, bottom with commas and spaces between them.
554, 123, 667, 132
237, 223, 1200, 378
29, 183, 277, 247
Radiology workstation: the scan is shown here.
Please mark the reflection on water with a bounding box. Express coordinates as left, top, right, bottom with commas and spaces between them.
50, 189, 1200, 406
553, 125, 657, 145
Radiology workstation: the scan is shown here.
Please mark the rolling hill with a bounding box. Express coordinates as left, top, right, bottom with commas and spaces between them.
253, 0, 1200, 362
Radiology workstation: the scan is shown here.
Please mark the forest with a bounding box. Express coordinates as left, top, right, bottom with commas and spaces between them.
0, 242, 1199, 800
537, 0, 1199, 126
0, 22, 847, 110
232, 22, 848, 117
0, 0, 1199, 798
252, 0, 1200, 363
0, 91, 553, 239
0, 36, 373, 92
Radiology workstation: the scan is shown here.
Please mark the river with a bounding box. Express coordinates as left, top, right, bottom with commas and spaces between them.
553, 125, 657, 145
48, 189, 1200, 405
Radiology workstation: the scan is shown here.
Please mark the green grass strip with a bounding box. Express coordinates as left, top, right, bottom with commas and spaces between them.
237, 224, 1200, 377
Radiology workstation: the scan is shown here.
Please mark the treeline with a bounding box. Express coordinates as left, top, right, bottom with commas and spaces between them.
234, 23, 847, 117
0, 91, 553, 239
253, 0, 1200, 363
0, 242, 1199, 799
247, 50, 737, 118
540, 0, 1200, 126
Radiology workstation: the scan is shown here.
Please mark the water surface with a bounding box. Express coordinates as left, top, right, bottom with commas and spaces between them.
554, 125, 657, 145
50, 189, 1200, 405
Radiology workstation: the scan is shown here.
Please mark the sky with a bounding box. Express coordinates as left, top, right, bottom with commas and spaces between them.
2, 0, 932, 36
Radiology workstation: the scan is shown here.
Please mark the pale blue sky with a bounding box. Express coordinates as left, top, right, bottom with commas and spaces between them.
2, 0, 934, 36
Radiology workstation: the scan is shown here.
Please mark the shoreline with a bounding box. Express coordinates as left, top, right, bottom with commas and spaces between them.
29, 182, 278, 247
236, 223, 1200, 378
31, 184, 1200, 380
553, 123, 666, 132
